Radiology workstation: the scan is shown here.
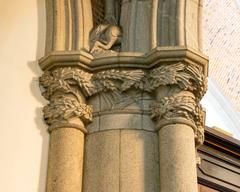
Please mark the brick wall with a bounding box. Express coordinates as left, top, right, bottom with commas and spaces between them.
202, 0, 240, 110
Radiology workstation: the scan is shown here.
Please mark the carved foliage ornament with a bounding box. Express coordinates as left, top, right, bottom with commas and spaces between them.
146, 63, 207, 101
39, 62, 206, 134
151, 93, 205, 146
43, 95, 92, 126
39, 68, 94, 128
40, 62, 205, 100
39, 67, 145, 127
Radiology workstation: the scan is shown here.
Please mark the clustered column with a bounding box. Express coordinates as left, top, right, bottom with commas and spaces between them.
39, 52, 207, 192
39, 0, 208, 191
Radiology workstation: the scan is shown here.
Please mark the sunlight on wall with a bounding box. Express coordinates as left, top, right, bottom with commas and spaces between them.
0, 0, 48, 192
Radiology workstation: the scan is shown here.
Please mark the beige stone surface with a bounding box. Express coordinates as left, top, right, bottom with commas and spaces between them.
99, 113, 142, 131
120, 0, 152, 52
39, 46, 207, 191
83, 130, 159, 192
157, 0, 201, 50
83, 130, 120, 192
158, 124, 198, 192
86, 116, 100, 133
120, 130, 159, 192
142, 98, 154, 111
185, 0, 200, 50
99, 89, 142, 112
88, 94, 101, 112
46, 128, 84, 192
45, 0, 93, 53
142, 114, 155, 131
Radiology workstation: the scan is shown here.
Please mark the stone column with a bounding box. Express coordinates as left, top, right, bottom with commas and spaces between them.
38, 47, 207, 192
150, 63, 207, 192
41, 1, 93, 190
82, 66, 160, 192
39, 67, 93, 192
40, 0, 207, 191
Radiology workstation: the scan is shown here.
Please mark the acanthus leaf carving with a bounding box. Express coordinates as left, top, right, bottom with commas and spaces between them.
150, 94, 197, 121
39, 67, 146, 123
40, 62, 205, 106
92, 69, 145, 109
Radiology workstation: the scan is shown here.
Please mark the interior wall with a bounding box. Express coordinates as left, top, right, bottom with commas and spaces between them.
0, 0, 48, 192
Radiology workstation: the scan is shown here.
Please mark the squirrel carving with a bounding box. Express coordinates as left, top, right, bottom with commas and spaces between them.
90, 17, 121, 53
90, 0, 121, 54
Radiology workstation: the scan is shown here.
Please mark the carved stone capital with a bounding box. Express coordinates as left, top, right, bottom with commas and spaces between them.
151, 91, 205, 147
146, 62, 207, 147
146, 62, 207, 101
39, 50, 207, 144
43, 95, 92, 133
39, 67, 94, 132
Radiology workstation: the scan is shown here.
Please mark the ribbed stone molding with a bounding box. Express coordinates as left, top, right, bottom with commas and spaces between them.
39, 47, 208, 192
44, 0, 203, 53
45, 0, 93, 53
120, 0, 202, 52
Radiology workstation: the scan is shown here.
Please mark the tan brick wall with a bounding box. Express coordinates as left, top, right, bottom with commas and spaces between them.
202, 0, 240, 110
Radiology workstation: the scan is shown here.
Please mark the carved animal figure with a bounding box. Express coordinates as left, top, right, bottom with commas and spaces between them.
90, 0, 121, 54
90, 19, 121, 53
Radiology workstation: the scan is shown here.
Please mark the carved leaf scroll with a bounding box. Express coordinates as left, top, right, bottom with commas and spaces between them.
39, 68, 96, 99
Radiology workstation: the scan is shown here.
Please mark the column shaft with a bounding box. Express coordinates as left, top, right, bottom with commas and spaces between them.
46, 128, 84, 192
83, 129, 159, 192
159, 124, 198, 192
